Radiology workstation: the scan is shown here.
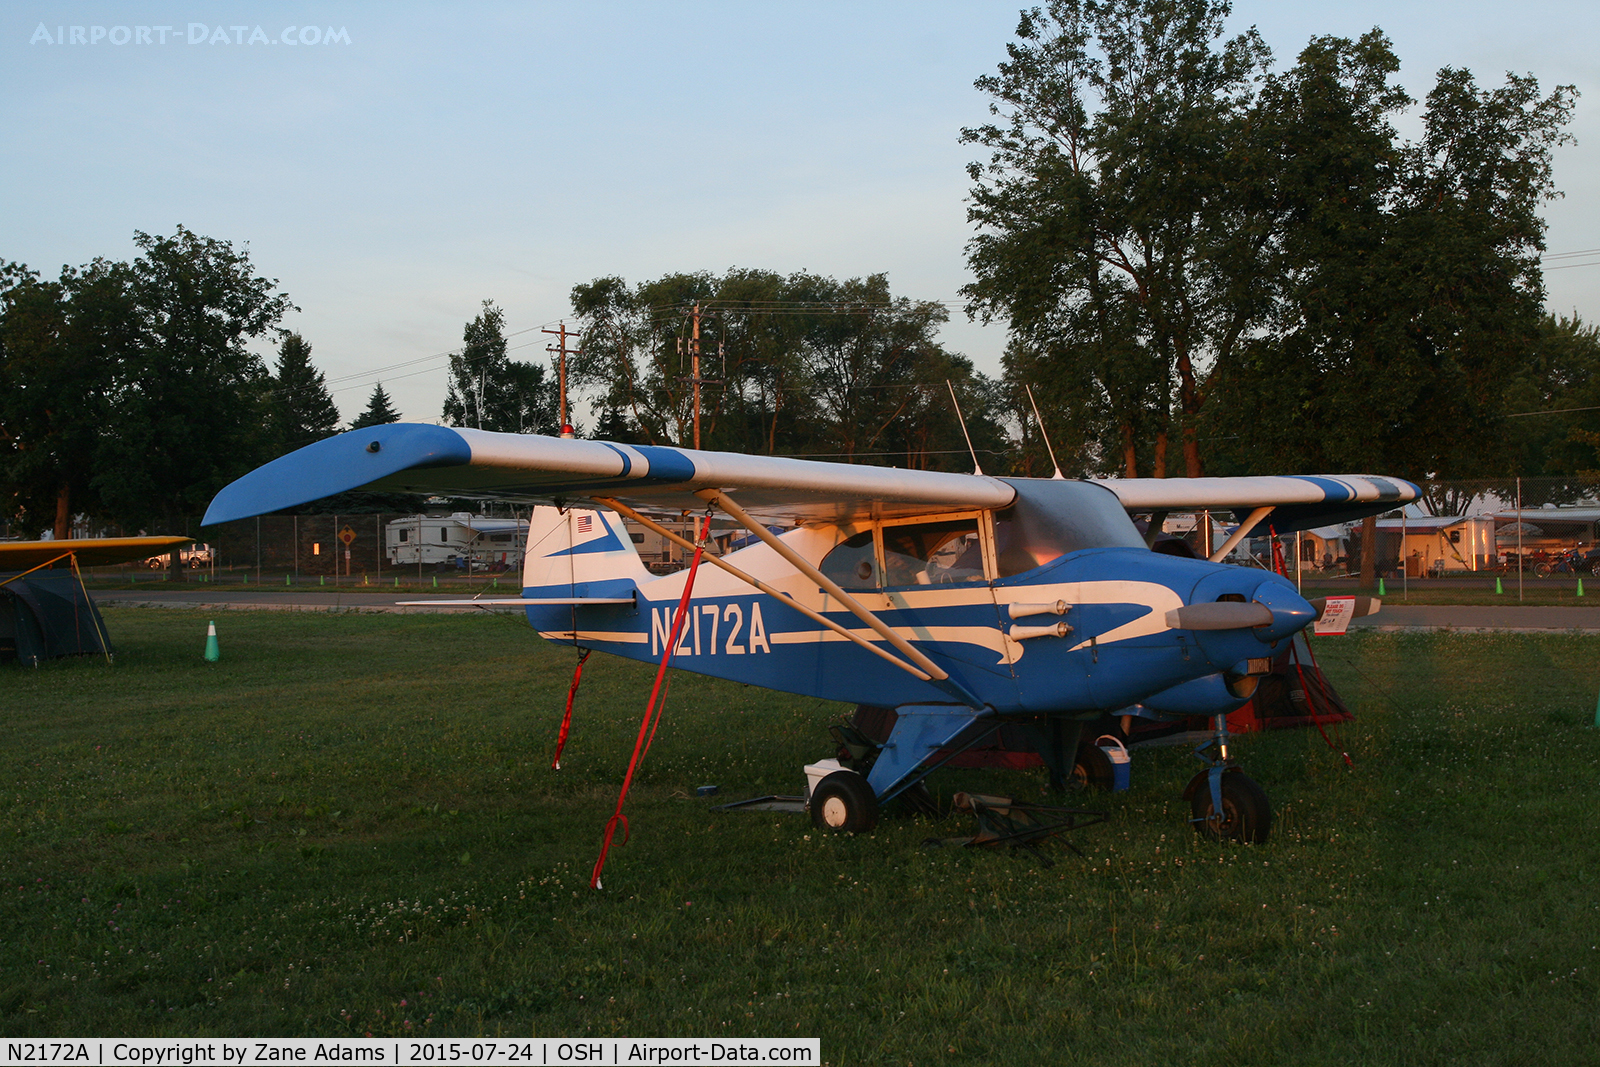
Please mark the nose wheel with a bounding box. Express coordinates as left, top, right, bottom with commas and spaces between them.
1186, 768, 1272, 843
1184, 712, 1272, 844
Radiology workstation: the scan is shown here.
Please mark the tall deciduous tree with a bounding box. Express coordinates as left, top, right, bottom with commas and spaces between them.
0, 259, 135, 537
962, 0, 1271, 478
270, 332, 341, 454
442, 301, 558, 434
1205, 47, 1576, 500
96, 226, 294, 552
964, 4, 1574, 491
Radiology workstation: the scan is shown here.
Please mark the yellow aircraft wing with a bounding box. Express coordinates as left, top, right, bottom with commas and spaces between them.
0, 536, 193, 570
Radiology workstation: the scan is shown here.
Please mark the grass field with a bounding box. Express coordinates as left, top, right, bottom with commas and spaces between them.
3, 609, 1599, 1064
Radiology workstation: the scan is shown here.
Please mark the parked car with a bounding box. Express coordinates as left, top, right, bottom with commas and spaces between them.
145, 543, 213, 568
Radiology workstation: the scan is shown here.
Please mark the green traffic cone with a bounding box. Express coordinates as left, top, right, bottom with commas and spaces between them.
1378, 577, 1386, 596
320, 575, 325, 586
1495, 576, 1504, 595
433, 576, 438, 588
285, 574, 291, 586
394, 577, 399, 588
204, 620, 220, 662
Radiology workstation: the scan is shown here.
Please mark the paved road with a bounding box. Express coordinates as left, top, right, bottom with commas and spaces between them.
95, 589, 511, 614
1350, 604, 1600, 633
92, 588, 1600, 632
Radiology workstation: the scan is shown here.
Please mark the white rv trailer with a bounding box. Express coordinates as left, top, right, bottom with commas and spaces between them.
386, 514, 526, 569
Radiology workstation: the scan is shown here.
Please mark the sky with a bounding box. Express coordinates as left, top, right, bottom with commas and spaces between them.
6, 1, 1600, 428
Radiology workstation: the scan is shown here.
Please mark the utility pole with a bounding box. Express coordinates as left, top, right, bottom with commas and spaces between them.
543, 323, 580, 438
691, 302, 702, 450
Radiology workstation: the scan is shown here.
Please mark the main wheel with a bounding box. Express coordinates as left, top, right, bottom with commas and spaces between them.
1189, 771, 1272, 844
1072, 743, 1115, 792
809, 770, 879, 833
1535, 561, 1553, 578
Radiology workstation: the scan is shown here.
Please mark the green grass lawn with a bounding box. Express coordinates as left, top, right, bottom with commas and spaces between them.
3, 611, 1599, 1064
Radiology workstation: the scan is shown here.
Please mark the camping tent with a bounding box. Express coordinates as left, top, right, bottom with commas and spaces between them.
0, 572, 112, 666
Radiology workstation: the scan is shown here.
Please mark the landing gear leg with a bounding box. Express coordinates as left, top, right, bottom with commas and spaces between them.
1182, 712, 1273, 844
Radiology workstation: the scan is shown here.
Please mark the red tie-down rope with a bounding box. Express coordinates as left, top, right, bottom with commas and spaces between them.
590, 516, 711, 890
1271, 527, 1353, 767
551, 649, 592, 770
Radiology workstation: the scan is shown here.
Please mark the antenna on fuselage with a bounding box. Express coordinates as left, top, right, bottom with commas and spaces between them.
1024, 383, 1065, 480
947, 380, 983, 476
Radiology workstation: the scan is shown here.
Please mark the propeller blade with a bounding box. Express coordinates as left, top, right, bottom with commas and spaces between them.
1164, 602, 1274, 630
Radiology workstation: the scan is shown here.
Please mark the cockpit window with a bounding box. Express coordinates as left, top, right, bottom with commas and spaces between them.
995, 479, 1145, 577
882, 518, 984, 587
819, 529, 878, 590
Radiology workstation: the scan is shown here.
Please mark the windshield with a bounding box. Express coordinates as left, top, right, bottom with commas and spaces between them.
994, 479, 1144, 577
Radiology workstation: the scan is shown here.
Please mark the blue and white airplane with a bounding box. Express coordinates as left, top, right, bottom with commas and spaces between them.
204, 424, 1417, 843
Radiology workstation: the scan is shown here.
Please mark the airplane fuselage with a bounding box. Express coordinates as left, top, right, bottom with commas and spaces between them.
521, 509, 1309, 722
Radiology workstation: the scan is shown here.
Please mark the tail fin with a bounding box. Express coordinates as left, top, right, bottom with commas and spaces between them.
522, 506, 650, 596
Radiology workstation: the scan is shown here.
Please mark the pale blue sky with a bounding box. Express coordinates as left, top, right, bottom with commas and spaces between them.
6, 1, 1598, 427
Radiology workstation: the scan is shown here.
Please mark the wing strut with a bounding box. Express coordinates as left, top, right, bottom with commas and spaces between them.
696, 489, 985, 708
591, 496, 934, 683
1208, 506, 1275, 564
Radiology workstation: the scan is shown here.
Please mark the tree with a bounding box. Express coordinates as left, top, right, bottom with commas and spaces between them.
569, 269, 1004, 469
442, 301, 559, 434
269, 332, 341, 454
95, 226, 294, 557
1500, 315, 1600, 493
1205, 50, 1575, 498
964, 6, 1574, 492
0, 258, 138, 538
962, 0, 1272, 477
300, 383, 413, 513
350, 382, 402, 428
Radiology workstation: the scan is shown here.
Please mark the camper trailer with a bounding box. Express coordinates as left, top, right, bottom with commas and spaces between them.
386, 514, 526, 570
1374, 515, 1496, 575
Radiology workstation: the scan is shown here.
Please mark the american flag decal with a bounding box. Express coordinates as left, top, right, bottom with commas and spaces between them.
576, 514, 593, 535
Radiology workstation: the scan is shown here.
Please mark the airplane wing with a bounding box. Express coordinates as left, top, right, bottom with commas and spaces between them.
0, 535, 193, 570
201, 423, 1417, 533
1092, 475, 1420, 535
201, 423, 1016, 525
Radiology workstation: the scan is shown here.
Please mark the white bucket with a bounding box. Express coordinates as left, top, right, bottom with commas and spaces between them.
1096, 735, 1130, 792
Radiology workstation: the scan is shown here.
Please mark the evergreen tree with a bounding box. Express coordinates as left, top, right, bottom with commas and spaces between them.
270, 332, 341, 454
350, 382, 401, 428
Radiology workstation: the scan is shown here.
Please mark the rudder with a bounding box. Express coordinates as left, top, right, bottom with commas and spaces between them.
522, 506, 650, 596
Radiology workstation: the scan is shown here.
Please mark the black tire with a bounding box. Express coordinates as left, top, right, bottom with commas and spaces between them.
1189, 771, 1272, 844
1072, 743, 1116, 792
809, 770, 879, 833
1590, 561, 1600, 578
1535, 562, 1553, 579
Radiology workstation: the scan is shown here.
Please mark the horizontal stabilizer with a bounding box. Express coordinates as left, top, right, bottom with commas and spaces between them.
395, 597, 636, 607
